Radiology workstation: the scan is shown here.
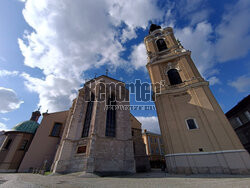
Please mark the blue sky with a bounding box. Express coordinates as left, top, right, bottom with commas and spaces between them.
0, 0, 249, 133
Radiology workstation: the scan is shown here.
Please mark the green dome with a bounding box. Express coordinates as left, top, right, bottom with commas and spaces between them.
12, 120, 40, 134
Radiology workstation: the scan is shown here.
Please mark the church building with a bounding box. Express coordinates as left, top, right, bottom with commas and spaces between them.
144, 24, 250, 174
0, 75, 150, 174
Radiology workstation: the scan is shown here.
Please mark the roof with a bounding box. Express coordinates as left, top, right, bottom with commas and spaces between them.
142, 130, 161, 136
85, 75, 125, 85
149, 24, 161, 34
12, 120, 40, 134
226, 95, 250, 117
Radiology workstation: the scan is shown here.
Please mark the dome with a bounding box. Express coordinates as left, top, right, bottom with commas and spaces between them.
12, 120, 40, 134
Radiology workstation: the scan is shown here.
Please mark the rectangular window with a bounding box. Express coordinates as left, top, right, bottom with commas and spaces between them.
105, 95, 116, 137
50, 123, 62, 137
186, 119, 198, 130
19, 140, 29, 150
4, 139, 12, 150
77, 146, 86, 154
82, 94, 94, 137
236, 117, 243, 126
244, 111, 250, 121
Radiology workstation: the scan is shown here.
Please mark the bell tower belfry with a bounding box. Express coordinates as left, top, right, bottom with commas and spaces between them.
144, 24, 250, 174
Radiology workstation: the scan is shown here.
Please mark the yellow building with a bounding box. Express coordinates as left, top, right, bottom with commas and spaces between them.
144, 24, 250, 174
142, 129, 165, 168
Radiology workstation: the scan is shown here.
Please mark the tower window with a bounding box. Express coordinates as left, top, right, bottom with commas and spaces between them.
50, 123, 62, 137
82, 94, 95, 137
105, 95, 116, 137
167, 69, 182, 85
156, 39, 168, 52
186, 119, 198, 130
4, 139, 12, 150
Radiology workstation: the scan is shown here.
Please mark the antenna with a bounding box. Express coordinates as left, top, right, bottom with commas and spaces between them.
106, 69, 109, 76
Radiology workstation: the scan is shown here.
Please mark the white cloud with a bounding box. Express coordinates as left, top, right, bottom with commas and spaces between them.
136, 116, 160, 134
121, 26, 137, 43
0, 70, 19, 77
175, 22, 215, 76
166, 0, 210, 26
129, 43, 148, 70
0, 122, 10, 131
208, 76, 221, 86
1, 118, 9, 122
0, 87, 23, 113
108, 0, 163, 29
215, 0, 250, 62
228, 75, 250, 92
19, 0, 162, 112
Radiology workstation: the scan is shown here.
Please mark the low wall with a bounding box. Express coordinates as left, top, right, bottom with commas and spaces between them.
165, 149, 250, 174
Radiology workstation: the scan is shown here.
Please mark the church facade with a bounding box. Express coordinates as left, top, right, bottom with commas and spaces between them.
7, 75, 149, 175
144, 24, 250, 174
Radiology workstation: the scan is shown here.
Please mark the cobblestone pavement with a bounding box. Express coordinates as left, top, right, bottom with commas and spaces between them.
0, 170, 250, 188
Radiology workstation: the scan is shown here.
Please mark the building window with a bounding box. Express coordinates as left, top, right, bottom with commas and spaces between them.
4, 139, 12, 150
77, 146, 87, 154
186, 118, 198, 130
132, 130, 134, 136
244, 111, 250, 121
105, 95, 116, 137
82, 94, 95, 137
235, 117, 243, 126
50, 123, 62, 137
156, 39, 168, 52
19, 140, 29, 150
167, 69, 182, 85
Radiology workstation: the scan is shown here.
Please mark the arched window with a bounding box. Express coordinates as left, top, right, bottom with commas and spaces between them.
156, 39, 168, 52
105, 94, 116, 137
167, 69, 182, 85
82, 93, 95, 137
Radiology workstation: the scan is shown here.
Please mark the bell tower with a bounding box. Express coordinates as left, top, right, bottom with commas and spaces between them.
144, 24, 250, 174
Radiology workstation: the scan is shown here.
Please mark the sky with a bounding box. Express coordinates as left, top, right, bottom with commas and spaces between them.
0, 0, 250, 133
